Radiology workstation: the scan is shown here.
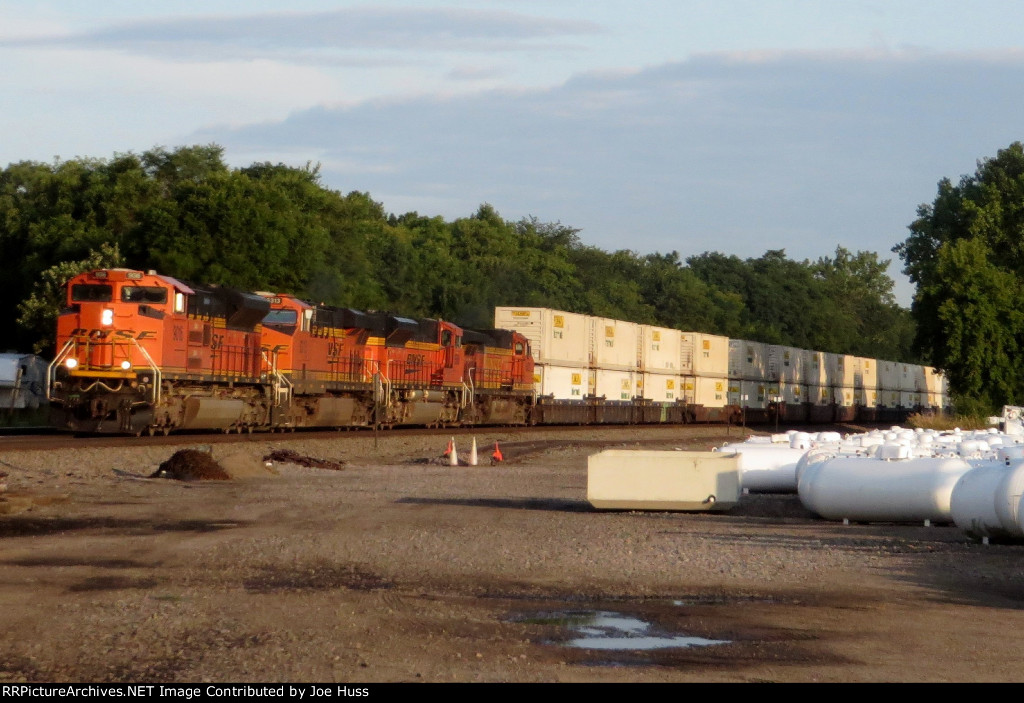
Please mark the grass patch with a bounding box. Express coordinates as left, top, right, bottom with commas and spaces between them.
904, 412, 992, 431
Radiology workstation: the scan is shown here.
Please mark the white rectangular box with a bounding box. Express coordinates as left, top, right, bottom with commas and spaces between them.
682, 333, 729, 377
769, 345, 804, 384
831, 354, 857, 388
833, 385, 856, 408
587, 450, 740, 511
900, 390, 922, 408
639, 325, 681, 373
591, 368, 635, 401
900, 363, 927, 392
533, 363, 587, 399
728, 339, 770, 381
638, 372, 680, 402
855, 386, 879, 407
778, 380, 806, 405
494, 307, 590, 366
802, 349, 828, 387
853, 356, 878, 390
682, 375, 728, 408
590, 317, 640, 370
877, 359, 901, 390
727, 379, 775, 409
807, 384, 831, 407
878, 389, 901, 409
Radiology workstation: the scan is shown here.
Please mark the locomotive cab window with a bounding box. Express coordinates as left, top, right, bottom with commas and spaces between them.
441, 330, 453, 347
515, 342, 524, 355
71, 284, 113, 302
121, 286, 168, 304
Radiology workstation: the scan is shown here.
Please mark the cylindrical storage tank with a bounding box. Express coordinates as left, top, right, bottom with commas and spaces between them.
995, 461, 1024, 538
950, 462, 1015, 540
797, 456, 973, 523
718, 443, 809, 493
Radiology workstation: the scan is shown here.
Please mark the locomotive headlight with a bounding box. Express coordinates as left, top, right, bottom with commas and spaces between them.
65, 358, 78, 369
101, 308, 114, 326
120, 360, 132, 370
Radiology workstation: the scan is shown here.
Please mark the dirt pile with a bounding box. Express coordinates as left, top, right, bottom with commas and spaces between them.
262, 449, 346, 471
150, 449, 232, 481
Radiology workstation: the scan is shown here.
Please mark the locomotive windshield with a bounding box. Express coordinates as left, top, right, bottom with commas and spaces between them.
71, 284, 113, 302
263, 308, 298, 330
121, 286, 168, 304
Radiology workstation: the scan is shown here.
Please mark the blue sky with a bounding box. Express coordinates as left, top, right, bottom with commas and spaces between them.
3, 1, 1024, 306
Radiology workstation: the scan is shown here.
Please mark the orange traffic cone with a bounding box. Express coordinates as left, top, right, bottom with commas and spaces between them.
491, 441, 503, 465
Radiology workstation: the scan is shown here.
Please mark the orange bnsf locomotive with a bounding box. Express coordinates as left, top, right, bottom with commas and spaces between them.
47, 268, 535, 434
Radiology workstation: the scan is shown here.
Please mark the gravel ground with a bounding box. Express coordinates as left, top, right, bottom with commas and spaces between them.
2, 424, 1024, 683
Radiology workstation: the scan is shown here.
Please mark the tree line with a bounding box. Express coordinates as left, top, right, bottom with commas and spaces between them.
2, 144, 917, 373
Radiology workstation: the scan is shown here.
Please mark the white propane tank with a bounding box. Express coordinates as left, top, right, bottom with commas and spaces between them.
995, 462, 1024, 538
797, 456, 974, 523
950, 462, 1013, 540
717, 443, 809, 493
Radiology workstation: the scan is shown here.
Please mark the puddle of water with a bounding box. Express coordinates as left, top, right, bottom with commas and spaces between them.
523, 609, 730, 651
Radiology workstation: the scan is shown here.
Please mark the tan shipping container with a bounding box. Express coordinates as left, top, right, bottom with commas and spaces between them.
728, 339, 770, 381
831, 354, 857, 388
682, 376, 728, 408
807, 384, 831, 407
638, 372, 680, 403
591, 368, 636, 401
532, 363, 587, 400
590, 317, 641, 371
877, 359, 900, 390
494, 307, 589, 366
639, 325, 681, 373
833, 385, 856, 408
853, 356, 878, 390
803, 350, 829, 387
681, 333, 729, 377
769, 345, 805, 384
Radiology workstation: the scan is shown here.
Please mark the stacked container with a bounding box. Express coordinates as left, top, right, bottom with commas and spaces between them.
494, 307, 589, 400
639, 325, 682, 403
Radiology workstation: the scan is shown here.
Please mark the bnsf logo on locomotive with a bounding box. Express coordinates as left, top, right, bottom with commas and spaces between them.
70, 328, 156, 340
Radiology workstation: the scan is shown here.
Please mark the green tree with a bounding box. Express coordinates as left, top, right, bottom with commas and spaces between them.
894, 141, 1024, 413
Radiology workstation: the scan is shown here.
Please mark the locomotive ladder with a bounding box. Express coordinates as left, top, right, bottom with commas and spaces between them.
260, 350, 292, 407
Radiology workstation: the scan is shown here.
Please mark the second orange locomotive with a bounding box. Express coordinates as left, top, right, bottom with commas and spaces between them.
48, 268, 535, 434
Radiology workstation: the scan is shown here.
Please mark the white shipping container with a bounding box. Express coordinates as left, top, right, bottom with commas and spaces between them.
532, 363, 587, 400
639, 325, 681, 373
682, 333, 729, 377
587, 450, 740, 512
808, 384, 831, 407
900, 363, 927, 392
877, 359, 901, 390
727, 379, 775, 409
803, 350, 829, 387
494, 307, 589, 366
853, 357, 878, 390
769, 345, 804, 384
590, 317, 640, 371
683, 376, 728, 408
831, 354, 857, 388
878, 389, 901, 409
833, 385, 856, 408
855, 386, 879, 407
638, 372, 680, 402
900, 390, 923, 408
779, 381, 806, 406
591, 368, 636, 401
728, 339, 770, 381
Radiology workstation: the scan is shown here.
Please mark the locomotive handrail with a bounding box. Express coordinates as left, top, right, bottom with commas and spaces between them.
45, 339, 76, 402
260, 350, 292, 407
128, 337, 162, 408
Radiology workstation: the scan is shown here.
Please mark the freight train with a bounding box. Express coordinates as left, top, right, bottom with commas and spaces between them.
46, 268, 949, 435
